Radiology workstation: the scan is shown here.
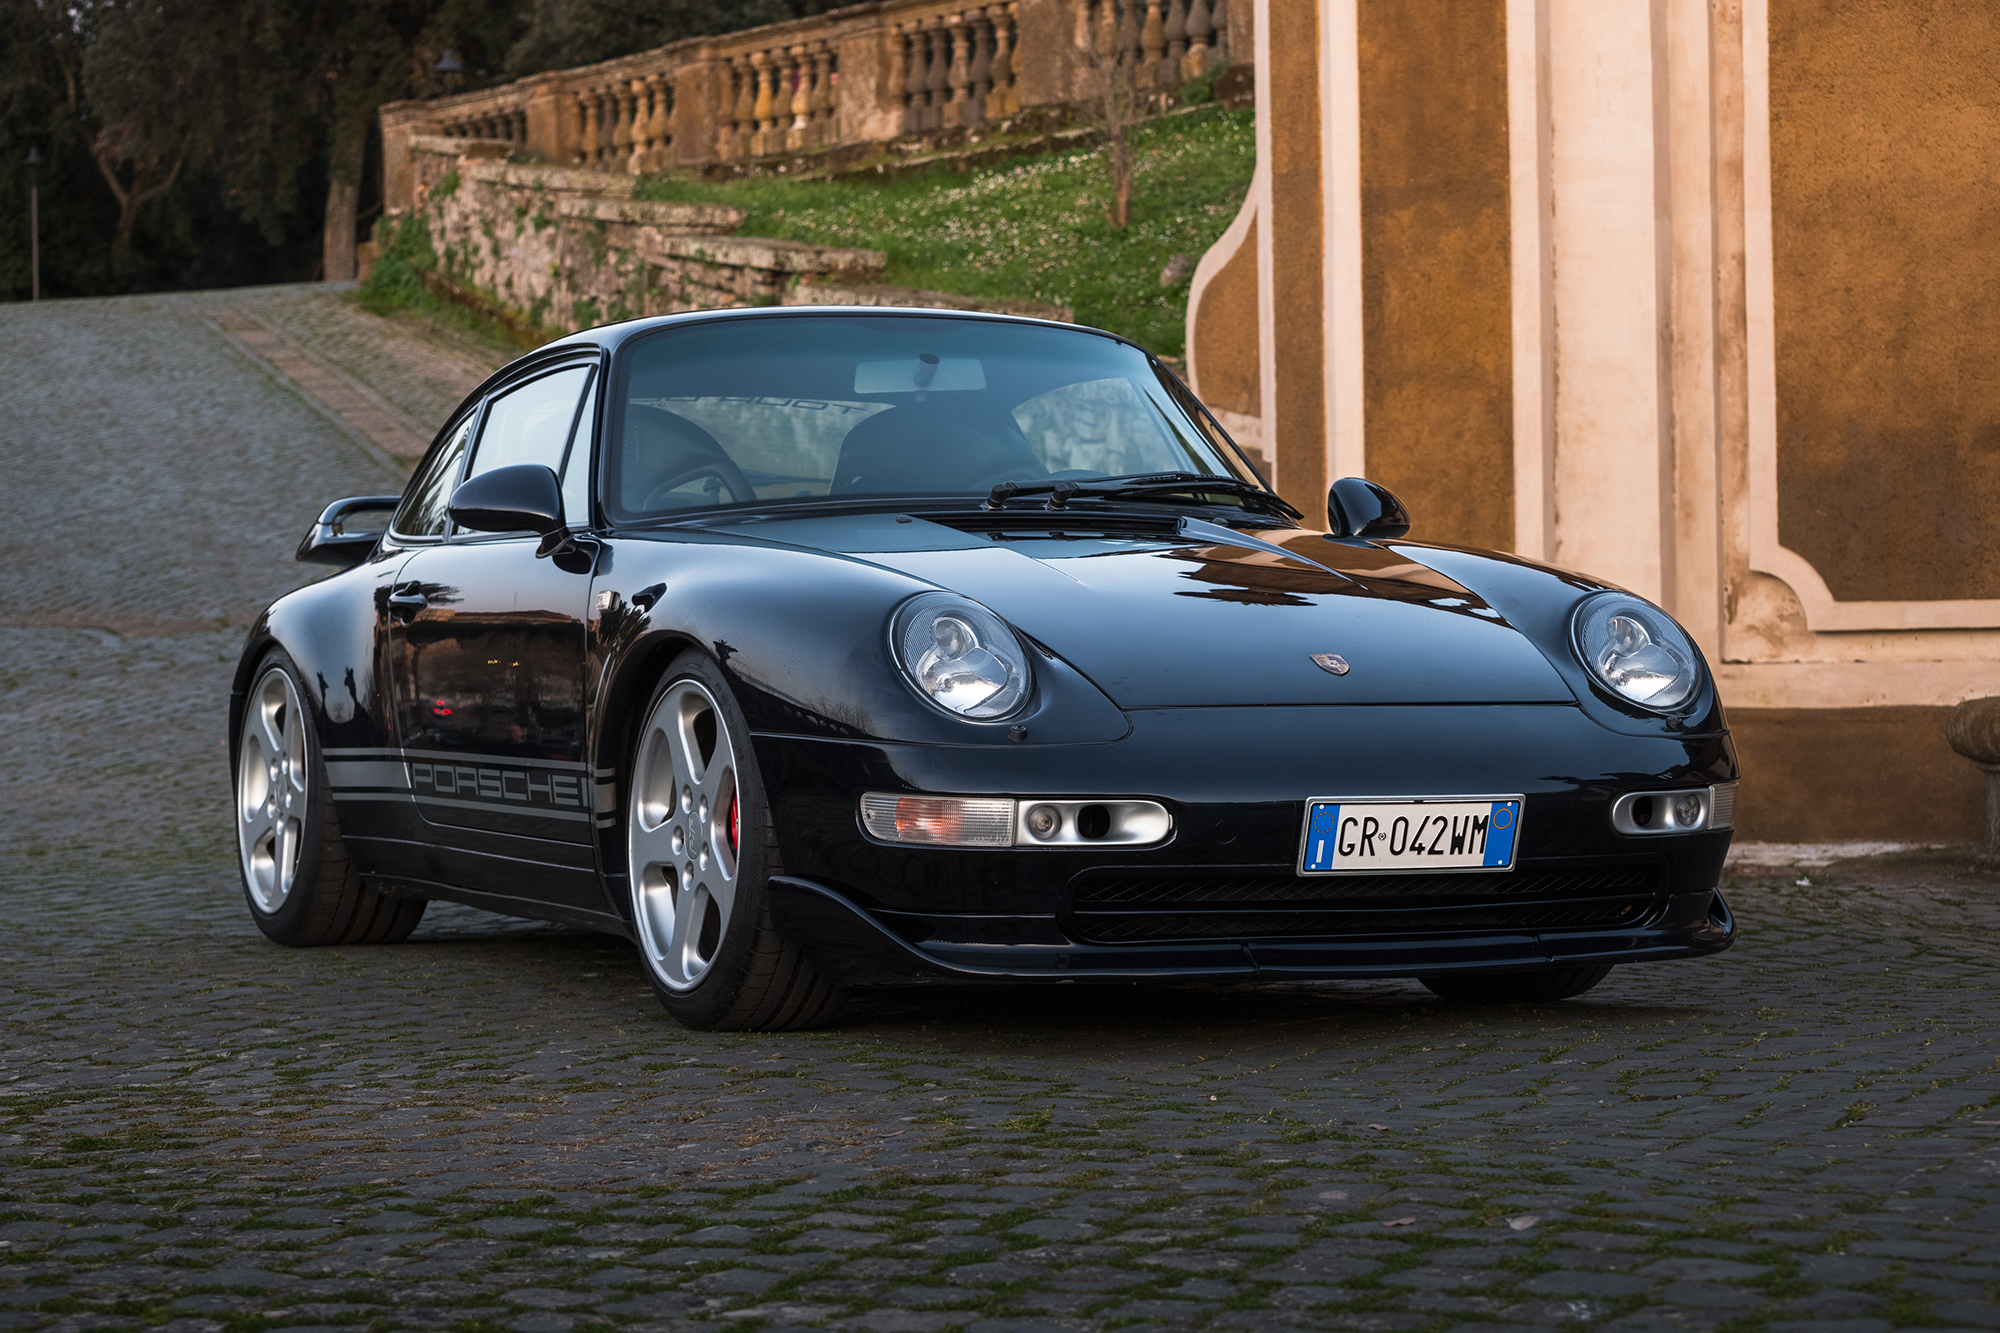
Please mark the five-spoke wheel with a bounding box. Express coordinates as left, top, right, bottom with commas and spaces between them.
629, 677, 741, 990
232, 650, 427, 947
624, 652, 845, 1030
238, 666, 309, 912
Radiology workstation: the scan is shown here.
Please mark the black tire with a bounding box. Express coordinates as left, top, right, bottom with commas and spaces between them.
235, 648, 427, 947
1421, 964, 1612, 1004
624, 650, 845, 1031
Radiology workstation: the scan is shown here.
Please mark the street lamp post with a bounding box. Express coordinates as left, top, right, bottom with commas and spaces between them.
24, 147, 42, 302
434, 50, 463, 94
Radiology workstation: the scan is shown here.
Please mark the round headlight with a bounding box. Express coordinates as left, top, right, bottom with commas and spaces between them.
1570, 593, 1702, 711
892, 593, 1031, 720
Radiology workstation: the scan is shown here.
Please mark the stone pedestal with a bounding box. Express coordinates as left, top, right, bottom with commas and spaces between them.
1945, 698, 2000, 867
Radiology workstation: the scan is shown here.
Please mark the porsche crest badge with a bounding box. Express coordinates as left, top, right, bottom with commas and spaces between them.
1310, 653, 1351, 676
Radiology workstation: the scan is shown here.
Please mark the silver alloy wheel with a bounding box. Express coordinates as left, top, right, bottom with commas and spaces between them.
628, 678, 741, 991
237, 667, 309, 912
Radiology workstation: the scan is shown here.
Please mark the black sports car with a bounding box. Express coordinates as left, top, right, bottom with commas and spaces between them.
232, 308, 1737, 1030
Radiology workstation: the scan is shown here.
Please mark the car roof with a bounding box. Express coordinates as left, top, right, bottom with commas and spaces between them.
541, 304, 1127, 357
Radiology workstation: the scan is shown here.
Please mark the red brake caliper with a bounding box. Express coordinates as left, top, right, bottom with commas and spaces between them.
728, 792, 740, 856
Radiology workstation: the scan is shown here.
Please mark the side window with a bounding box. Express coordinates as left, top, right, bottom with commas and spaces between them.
559, 367, 599, 525
393, 414, 475, 539
466, 365, 592, 481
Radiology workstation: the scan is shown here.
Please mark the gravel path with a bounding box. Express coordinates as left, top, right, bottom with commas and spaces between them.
3, 291, 1999, 1333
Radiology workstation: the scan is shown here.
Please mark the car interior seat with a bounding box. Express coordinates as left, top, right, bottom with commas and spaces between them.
829, 396, 1047, 495
621, 403, 739, 510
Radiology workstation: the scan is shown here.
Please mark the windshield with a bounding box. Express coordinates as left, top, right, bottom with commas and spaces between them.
604, 314, 1253, 520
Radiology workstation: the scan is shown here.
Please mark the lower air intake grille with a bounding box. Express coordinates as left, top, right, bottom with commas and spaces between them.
1068, 864, 1658, 943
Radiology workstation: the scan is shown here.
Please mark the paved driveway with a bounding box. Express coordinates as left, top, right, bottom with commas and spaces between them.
3, 292, 1998, 1333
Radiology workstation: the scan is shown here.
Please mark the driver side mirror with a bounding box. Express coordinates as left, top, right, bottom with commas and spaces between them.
296, 494, 400, 569
448, 464, 564, 537
1327, 477, 1412, 541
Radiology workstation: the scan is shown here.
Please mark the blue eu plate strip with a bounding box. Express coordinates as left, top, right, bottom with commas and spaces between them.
1483, 800, 1520, 866
1303, 802, 1341, 872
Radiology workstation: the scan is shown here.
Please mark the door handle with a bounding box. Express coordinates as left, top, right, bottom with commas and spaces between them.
388, 586, 428, 621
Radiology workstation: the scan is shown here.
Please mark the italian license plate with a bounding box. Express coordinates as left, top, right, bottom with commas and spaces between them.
1298, 796, 1523, 874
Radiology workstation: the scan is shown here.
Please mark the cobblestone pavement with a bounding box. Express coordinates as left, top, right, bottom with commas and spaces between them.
5, 294, 2000, 1333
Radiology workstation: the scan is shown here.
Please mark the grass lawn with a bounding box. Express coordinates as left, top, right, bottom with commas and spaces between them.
635, 105, 1255, 357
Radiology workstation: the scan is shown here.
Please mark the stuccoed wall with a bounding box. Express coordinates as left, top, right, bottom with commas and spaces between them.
403, 137, 886, 332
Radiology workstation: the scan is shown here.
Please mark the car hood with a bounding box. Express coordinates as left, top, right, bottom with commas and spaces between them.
713, 511, 1578, 708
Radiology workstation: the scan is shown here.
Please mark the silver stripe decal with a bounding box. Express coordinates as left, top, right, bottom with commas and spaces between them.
326, 760, 411, 790
413, 794, 593, 823
331, 793, 417, 804
405, 753, 590, 771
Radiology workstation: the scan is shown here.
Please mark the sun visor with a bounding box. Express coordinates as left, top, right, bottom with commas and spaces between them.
854, 356, 986, 394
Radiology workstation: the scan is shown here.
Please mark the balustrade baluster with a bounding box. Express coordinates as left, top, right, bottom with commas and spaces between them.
887, 23, 911, 134
1005, 2, 1022, 113
967, 11, 993, 126
943, 15, 971, 128
647, 75, 671, 169
924, 20, 950, 131
728, 58, 756, 159
906, 25, 927, 132
787, 45, 811, 151
578, 91, 600, 165
984, 6, 1013, 120
752, 51, 777, 155
610, 85, 634, 169
628, 79, 653, 173
1141, 0, 1165, 88
809, 44, 836, 146
1209, 0, 1228, 65
1183, 0, 1212, 79
1162, 0, 1187, 87
1093, 0, 1116, 63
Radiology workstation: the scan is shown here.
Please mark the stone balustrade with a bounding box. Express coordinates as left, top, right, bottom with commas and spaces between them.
886, 3, 1022, 136
381, 0, 1250, 213
1079, 0, 1232, 89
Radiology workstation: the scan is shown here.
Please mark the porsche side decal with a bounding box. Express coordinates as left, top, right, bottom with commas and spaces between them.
323, 747, 603, 820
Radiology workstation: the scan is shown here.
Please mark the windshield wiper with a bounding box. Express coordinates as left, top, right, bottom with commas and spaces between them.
984, 472, 1301, 519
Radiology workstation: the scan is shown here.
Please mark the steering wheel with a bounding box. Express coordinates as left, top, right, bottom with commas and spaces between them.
640, 458, 758, 511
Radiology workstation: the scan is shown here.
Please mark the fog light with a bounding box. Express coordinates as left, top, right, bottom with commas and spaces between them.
859, 793, 1013, 847
1610, 787, 1716, 836
1024, 803, 1062, 841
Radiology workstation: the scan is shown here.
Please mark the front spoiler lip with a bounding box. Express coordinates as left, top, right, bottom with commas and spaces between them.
766, 875, 1736, 985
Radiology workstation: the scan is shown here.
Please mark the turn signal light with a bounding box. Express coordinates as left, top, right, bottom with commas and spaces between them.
860, 793, 1173, 848
859, 794, 1014, 847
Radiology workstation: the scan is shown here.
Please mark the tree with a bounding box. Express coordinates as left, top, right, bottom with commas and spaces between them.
80, 1, 224, 252
303, 0, 522, 281
1081, 0, 1141, 229
0, 0, 119, 295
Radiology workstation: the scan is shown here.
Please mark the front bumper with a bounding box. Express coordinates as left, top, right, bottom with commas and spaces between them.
768, 874, 1735, 983
751, 703, 1739, 984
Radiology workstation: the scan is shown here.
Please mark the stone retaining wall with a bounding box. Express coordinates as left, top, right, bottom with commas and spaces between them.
400, 139, 885, 332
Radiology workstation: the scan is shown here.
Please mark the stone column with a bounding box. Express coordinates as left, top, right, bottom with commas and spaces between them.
836, 20, 905, 145
377, 102, 439, 215
1011, 0, 1074, 109
671, 50, 729, 168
